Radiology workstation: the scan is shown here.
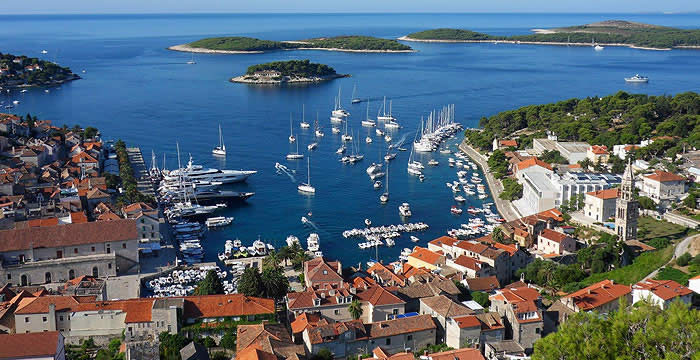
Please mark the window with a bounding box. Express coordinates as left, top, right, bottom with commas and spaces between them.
108, 263, 112, 269
92, 267, 99, 277
385, 338, 391, 345
334, 309, 340, 315
407, 335, 413, 341
106, 244, 111, 254
59, 316, 64, 321
6, 274, 10, 280
25, 317, 29, 323
536, 328, 541, 334
122, 243, 127, 249
392, 308, 398, 315
43, 317, 47, 322
68, 270, 75, 280
91, 246, 95, 252
74, 248, 78, 254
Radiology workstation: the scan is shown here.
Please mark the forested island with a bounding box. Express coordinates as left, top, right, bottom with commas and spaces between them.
402, 20, 700, 50
170, 35, 413, 54
0, 53, 79, 87
230, 59, 348, 85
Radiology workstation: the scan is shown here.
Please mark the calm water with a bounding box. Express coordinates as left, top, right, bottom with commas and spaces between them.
2, 13, 699, 266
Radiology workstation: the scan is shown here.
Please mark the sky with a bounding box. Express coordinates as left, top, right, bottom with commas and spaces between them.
2, 0, 698, 15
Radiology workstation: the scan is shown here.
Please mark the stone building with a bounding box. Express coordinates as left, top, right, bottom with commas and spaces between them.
615, 161, 639, 242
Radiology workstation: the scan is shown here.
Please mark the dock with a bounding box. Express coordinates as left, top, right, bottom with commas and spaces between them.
126, 147, 155, 197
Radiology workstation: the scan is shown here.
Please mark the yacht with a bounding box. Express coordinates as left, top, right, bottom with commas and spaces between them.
351, 84, 361, 104
594, 44, 604, 51
298, 158, 316, 194
286, 140, 304, 160
165, 155, 256, 183
385, 135, 392, 142
380, 163, 390, 203
331, 127, 341, 134
186, 53, 196, 64
384, 153, 397, 161
366, 162, 383, 176
41, 50, 48, 54
366, 136, 373, 144
361, 100, 376, 127
428, 159, 439, 166
286, 235, 300, 247
307, 233, 320, 252
300, 105, 310, 128
206, 216, 234, 227
451, 206, 463, 215
314, 113, 324, 137
365, 218, 372, 227
332, 88, 350, 118
410, 236, 419, 243
307, 142, 318, 151
624, 74, 649, 83
212, 124, 226, 156
399, 203, 412, 217
336, 145, 346, 154
377, 97, 397, 122
384, 119, 400, 129
376, 128, 385, 136
373, 180, 382, 189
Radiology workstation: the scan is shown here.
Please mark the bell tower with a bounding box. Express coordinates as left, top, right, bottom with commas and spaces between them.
615, 160, 639, 242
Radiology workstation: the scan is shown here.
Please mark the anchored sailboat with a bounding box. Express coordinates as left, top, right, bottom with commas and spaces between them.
298, 157, 316, 193
289, 114, 296, 143
361, 99, 376, 127
380, 162, 389, 203
212, 124, 226, 156
300, 104, 310, 128
351, 84, 361, 104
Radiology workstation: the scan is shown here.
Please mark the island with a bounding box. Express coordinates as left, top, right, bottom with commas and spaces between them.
169, 35, 414, 54
230, 59, 349, 85
400, 20, 700, 50
0, 52, 79, 88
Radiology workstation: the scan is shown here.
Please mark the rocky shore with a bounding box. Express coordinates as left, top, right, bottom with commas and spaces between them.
168, 44, 263, 54
397, 36, 674, 51
169, 43, 414, 54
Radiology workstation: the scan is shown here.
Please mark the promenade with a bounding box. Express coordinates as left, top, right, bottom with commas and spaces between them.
458, 140, 520, 222
126, 147, 155, 197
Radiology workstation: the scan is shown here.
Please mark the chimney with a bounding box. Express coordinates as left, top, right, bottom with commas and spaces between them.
610, 280, 614, 285
48, 303, 57, 331
587, 289, 592, 295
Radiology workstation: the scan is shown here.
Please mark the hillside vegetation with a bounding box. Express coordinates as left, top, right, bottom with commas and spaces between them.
245, 60, 337, 77
0, 52, 78, 87
188, 37, 298, 51
406, 20, 700, 49
187, 35, 411, 52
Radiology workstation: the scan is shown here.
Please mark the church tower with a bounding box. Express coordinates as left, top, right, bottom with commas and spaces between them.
615, 159, 639, 242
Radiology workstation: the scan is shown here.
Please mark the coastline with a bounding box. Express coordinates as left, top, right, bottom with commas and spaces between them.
169, 43, 415, 54
3, 74, 81, 89
397, 36, 676, 51
230, 73, 348, 85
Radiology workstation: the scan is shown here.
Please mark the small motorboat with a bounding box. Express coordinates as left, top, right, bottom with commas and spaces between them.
365, 218, 372, 227
373, 181, 382, 189
451, 206, 463, 215
410, 236, 419, 242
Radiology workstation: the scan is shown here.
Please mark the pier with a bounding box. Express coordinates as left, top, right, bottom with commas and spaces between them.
458, 140, 520, 222
126, 147, 155, 197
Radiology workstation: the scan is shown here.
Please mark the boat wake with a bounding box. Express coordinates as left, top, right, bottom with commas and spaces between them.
302, 217, 320, 230
392, 133, 410, 148
275, 162, 296, 182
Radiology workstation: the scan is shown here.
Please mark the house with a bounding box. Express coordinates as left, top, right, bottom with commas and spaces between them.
371, 346, 415, 360
427, 236, 459, 255
70, 152, 99, 171
584, 188, 619, 222
447, 255, 495, 280
287, 287, 356, 322
493, 138, 518, 151
290, 312, 326, 342
423, 347, 486, 360
631, 279, 693, 309
484, 340, 528, 360
489, 286, 543, 351
641, 170, 687, 202
237, 322, 306, 360
586, 145, 609, 165
180, 341, 209, 360
303, 314, 437, 359
0, 219, 139, 285
0, 331, 65, 360
537, 229, 576, 255
303, 257, 344, 290
365, 262, 406, 287
354, 285, 406, 322
407, 247, 445, 271
125, 207, 162, 254
419, 295, 474, 341
557, 280, 631, 315
462, 276, 501, 293
395, 273, 461, 313
445, 313, 504, 351
513, 158, 553, 178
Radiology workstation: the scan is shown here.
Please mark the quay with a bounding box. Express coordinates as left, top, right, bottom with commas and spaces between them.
458, 140, 520, 222
126, 147, 155, 197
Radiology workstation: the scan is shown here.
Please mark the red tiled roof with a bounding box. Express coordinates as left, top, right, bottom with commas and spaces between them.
426, 348, 486, 360
429, 236, 458, 248
74, 299, 155, 323
15, 295, 97, 314
645, 170, 685, 183
499, 139, 518, 148
587, 188, 620, 200
70, 212, 88, 223
71, 151, 98, 164
490, 287, 540, 305
452, 314, 481, 329
516, 158, 552, 171
464, 276, 500, 292
455, 241, 488, 254
492, 242, 518, 256
408, 247, 444, 266
0, 331, 61, 359
536, 208, 564, 222
564, 280, 631, 311
290, 312, 326, 334
633, 279, 692, 301
453, 255, 484, 271
183, 294, 275, 319
0, 219, 137, 252
355, 286, 404, 306
366, 314, 436, 339
540, 229, 570, 244
589, 145, 608, 155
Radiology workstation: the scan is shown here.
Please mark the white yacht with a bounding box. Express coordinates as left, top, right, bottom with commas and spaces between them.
366, 162, 383, 176
307, 233, 320, 252
380, 162, 390, 203
366, 136, 373, 144
286, 235, 300, 247
385, 135, 392, 142
165, 155, 256, 184
212, 124, 226, 156
286, 140, 304, 160
385, 119, 400, 129
336, 145, 346, 154
307, 142, 318, 151
361, 100, 376, 127
376, 128, 385, 136
624, 74, 649, 83
298, 158, 316, 194
384, 153, 397, 161
377, 97, 397, 122
399, 203, 412, 217
332, 88, 350, 118
351, 84, 361, 104
331, 127, 341, 134
206, 216, 233, 227
300, 105, 310, 128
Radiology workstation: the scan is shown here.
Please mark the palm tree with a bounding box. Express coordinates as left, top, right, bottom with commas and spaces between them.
278, 246, 291, 267
263, 249, 281, 270
348, 299, 363, 320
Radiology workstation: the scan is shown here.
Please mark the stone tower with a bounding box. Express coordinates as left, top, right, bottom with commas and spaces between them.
615, 159, 639, 242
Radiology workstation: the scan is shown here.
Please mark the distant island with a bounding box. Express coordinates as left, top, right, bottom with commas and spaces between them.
401, 20, 700, 50
230, 59, 349, 85
169, 35, 414, 54
0, 52, 79, 88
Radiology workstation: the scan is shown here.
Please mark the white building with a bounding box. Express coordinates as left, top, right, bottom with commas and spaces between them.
532, 138, 590, 164
632, 279, 693, 309
584, 188, 619, 222
689, 275, 700, 294
640, 170, 687, 202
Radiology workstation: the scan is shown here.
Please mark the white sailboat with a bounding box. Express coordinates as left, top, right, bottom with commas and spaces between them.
593, 38, 604, 51
186, 53, 196, 64
314, 112, 324, 137
380, 162, 389, 203
377, 97, 396, 122
332, 88, 350, 118
212, 124, 226, 156
351, 84, 361, 104
341, 118, 353, 142
286, 138, 304, 160
289, 114, 296, 143
298, 158, 316, 193
300, 104, 310, 128
361, 100, 376, 127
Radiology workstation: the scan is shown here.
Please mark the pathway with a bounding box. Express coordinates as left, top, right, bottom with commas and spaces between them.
126, 147, 155, 197
458, 141, 520, 222
643, 233, 699, 281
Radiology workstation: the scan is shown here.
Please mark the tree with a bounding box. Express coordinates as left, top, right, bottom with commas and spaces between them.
261, 265, 289, 300
487, 149, 508, 179
491, 227, 506, 244
263, 249, 281, 270
83, 126, 98, 139
220, 330, 236, 350
454, 281, 472, 302
310, 348, 334, 360
194, 269, 224, 295
202, 336, 216, 348
348, 299, 363, 320
638, 196, 657, 210
676, 252, 692, 267
278, 245, 292, 266
471, 291, 490, 308
500, 177, 523, 201
211, 352, 229, 360
683, 193, 697, 209
159, 332, 189, 360
578, 158, 593, 170
238, 267, 263, 297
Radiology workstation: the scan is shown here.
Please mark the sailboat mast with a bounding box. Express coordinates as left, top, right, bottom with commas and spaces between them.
307, 157, 311, 185
289, 113, 293, 137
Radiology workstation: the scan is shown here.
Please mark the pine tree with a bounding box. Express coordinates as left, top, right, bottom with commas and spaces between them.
194, 269, 224, 295
237, 267, 263, 297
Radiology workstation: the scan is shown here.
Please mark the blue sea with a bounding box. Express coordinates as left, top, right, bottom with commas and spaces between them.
2, 13, 699, 266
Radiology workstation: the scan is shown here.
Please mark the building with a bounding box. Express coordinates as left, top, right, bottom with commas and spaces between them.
445, 313, 505, 351
615, 161, 639, 242
303, 257, 344, 290
689, 275, 700, 294
407, 247, 445, 271
641, 170, 687, 202
584, 188, 619, 222
489, 286, 543, 351
447, 255, 495, 279
180, 341, 209, 360
586, 145, 609, 165
537, 229, 576, 255
462, 277, 501, 293
493, 139, 518, 151
484, 340, 528, 360
0, 331, 65, 360
0, 219, 139, 286
236, 322, 306, 360
395, 273, 461, 313
354, 285, 406, 322
286, 287, 355, 322
557, 280, 631, 315
303, 314, 437, 359
631, 279, 693, 309
532, 138, 590, 164
423, 348, 486, 360
419, 295, 474, 341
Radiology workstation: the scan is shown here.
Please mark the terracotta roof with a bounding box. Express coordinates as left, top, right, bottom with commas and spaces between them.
306, 319, 366, 345
287, 288, 352, 310
74, 299, 155, 323
236, 347, 279, 360
540, 229, 571, 244
645, 170, 685, 183
98, 211, 122, 221
464, 276, 500, 292
453, 255, 484, 271
236, 322, 305, 360
633, 279, 692, 301
499, 139, 518, 148
479, 247, 505, 260
492, 242, 518, 256
0, 219, 137, 252
420, 295, 473, 318
490, 286, 540, 305
24, 217, 59, 227
452, 314, 481, 328
563, 280, 631, 311
15, 295, 97, 314
290, 312, 326, 334
355, 285, 405, 306
536, 208, 564, 222
86, 187, 110, 200
587, 188, 620, 200
122, 202, 153, 214
306, 259, 343, 284
516, 158, 552, 171
475, 312, 504, 331
372, 347, 414, 360
367, 262, 406, 286
408, 247, 444, 266
366, 314, 436, 339
429, 236, 459, 248
589, 145, 608, 155
0, 331, 61, 359
71, 212, 88, 223
455, 241, 488, 254
426, 348, 486, 360
71, 151, 98, 164
183, 294, 275, 319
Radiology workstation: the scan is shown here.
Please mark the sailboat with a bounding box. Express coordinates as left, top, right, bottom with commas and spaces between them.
212, 124, 226, 156
187, 53, 196, 64
407, 133, 424, 176
298, 158, 316, 193
351, 84, 361, 104
592, 38, 604, 51
300, 105, 310, 128
332, 88, 350, 118
361, 100, 376, 127
377, 97, 396, 122
380, 162, 389, 203
286, 138, 304, 160
341, 118, 353, 142
314, 112, 324, 137
289, 114, 296, 143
